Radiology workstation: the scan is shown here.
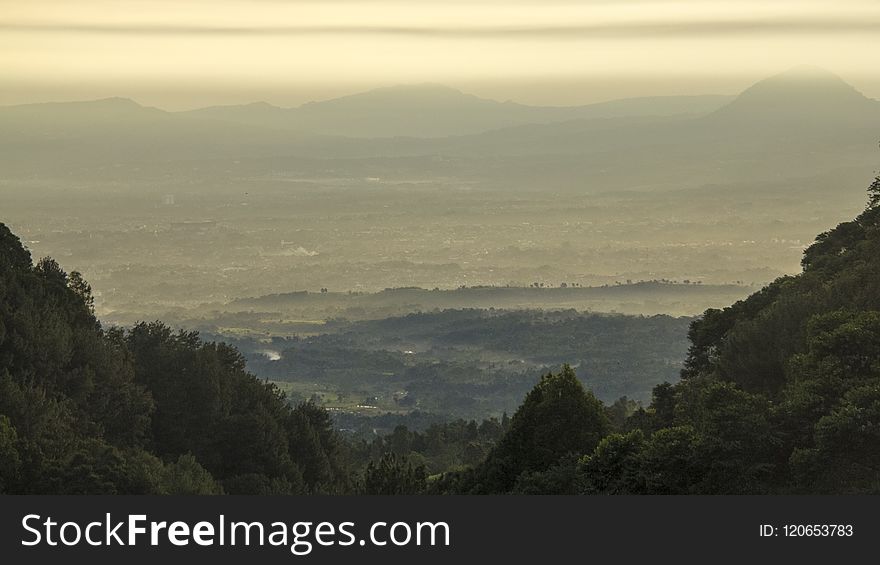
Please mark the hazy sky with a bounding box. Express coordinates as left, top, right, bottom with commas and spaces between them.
2, 0, 879, 108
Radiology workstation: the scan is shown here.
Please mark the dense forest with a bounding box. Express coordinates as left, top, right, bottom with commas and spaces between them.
0, 226, 350, 494
216, 308, 690, 423
1, 172, 879, 494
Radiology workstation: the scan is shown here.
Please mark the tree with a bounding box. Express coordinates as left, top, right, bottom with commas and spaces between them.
580, 430, 645, 494
512, 453, 583, 495
790, 383, 880, 493
461, 365, 609, 493
637, 426, 702, 494
0, 415, 21, 493
162, 454, 224, 495
67, 271, 95, 315
869, 175, 880, 209
361, 453, 426, 495
0, 223, 32, 271
674, 380, 776, 493
868, 142, 880, 208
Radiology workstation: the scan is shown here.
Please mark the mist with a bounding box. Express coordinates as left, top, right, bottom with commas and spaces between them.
2, 0, 880, 436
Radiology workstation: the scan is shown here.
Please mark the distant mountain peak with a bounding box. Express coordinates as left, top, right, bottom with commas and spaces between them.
708, 66, 878, 123
0, 96, 168, 123
300, 83, 490, 110
92, 96, 142, 107
748, 66, 864, 95
70, 97, 167, 116
244, 101, 281, 109
2, 96, 143, 111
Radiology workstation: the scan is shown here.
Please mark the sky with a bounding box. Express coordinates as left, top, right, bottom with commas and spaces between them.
2, 0, 879, 109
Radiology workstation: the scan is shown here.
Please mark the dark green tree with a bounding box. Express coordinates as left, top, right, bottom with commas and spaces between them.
457, 365, 609, 493
580, 430, 645, 494
0, 415, 21, 493
361, 453, 427, 495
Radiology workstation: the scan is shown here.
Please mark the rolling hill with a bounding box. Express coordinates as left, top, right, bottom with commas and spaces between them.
0, 67, 877, 192
181, 84, 732, 138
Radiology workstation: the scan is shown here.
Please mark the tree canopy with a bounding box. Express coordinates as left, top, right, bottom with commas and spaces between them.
0, 225, 350, 494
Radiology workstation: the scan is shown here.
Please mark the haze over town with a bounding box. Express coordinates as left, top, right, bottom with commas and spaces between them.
2, 0, 879, 421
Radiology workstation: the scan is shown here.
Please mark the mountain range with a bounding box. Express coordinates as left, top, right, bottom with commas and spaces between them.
0, 66, 878, 188
181, 84, 733, 138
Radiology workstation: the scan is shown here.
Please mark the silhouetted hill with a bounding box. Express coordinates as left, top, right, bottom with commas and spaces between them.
415, 67, 880, 190
0, 68, 876, 191
707, 66, 880, 126
182, 100, 290, 130
0, 97, 168, 134
182, 84, 731, 137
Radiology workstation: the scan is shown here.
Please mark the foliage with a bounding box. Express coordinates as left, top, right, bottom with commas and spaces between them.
436, 365, 610, 493
360, 453, 427, 495
234, 308, 691, 418
0, 224, 350, 494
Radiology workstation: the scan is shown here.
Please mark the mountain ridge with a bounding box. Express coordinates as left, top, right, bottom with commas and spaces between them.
181, 85, 734, 137
1, 67, 877, 183
707, 66, 880, 125
5, 66, 876, 140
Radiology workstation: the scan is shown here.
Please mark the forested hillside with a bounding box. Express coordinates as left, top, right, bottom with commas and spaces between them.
226, 309, 690, 422
432, 174, 880, 494
0, 223, 349, 494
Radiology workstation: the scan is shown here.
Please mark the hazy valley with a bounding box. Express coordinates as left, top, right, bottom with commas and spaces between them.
2, 67, 878, 428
